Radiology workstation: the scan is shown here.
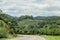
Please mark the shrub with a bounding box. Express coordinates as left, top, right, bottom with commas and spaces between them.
0, 28, 8, 38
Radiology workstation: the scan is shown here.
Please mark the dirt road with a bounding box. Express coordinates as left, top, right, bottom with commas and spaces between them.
10, 35, 45, 40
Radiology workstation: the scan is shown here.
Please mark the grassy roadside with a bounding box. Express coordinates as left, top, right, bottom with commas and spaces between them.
0, 35, 14, 40
42, 35, 60, 40
0, 34, 23, 40
0, 38, 8, 40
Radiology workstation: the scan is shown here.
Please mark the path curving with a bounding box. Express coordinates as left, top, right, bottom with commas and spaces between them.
10, 35, 45, 40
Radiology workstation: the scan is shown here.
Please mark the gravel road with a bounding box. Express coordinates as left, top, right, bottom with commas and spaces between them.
9, 35, 45, 40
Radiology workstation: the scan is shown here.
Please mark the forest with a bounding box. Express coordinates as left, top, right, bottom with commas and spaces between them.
0, 10, 60, 38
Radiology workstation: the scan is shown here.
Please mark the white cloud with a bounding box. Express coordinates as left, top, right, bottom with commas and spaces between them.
0, 0, 60, 17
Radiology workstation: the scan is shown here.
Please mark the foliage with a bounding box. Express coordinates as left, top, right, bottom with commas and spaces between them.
17, 18, 60, 35
44, 35, 60, 40
0, 28, 8, 38
0, 10, 60, 38
0, 20, 9, 38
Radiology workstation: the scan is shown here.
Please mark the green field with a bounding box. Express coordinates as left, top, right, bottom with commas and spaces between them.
44, 35, 60, 40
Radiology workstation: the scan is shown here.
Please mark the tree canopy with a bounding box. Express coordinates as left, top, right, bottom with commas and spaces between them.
0, 10, 60, 38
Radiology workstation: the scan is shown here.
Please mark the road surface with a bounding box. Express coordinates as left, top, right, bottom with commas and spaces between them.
9, 35, 45, 40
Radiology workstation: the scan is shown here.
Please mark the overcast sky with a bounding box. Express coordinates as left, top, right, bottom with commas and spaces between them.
0, 0, 60, 17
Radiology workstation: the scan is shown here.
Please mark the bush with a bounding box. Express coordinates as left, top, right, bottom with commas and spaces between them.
0, 28, 8, 38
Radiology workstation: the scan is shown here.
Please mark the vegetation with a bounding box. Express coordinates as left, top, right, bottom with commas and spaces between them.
17, 16, 60, 35
44, 35, 60, 40
0, 10, 60, 39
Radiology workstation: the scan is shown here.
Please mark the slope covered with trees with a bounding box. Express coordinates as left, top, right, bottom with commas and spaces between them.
0, 10, 60, 38
0, 10, 18, 38
18, 17, 60, 35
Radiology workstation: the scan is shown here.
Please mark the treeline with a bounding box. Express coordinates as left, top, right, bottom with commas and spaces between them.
17, 18, 60, 35
0, 10, 60, 38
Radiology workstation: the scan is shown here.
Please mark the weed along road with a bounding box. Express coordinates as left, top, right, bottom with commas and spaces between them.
10, 35, 45, 40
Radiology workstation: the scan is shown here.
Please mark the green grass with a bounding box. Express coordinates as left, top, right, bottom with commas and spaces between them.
0, 38, 8, 40
0, 35, 23, 40
43, 35, 60, 40
0, 35, 15, 40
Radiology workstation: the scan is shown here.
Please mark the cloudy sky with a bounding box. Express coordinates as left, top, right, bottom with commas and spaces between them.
0, 0, 60, 17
